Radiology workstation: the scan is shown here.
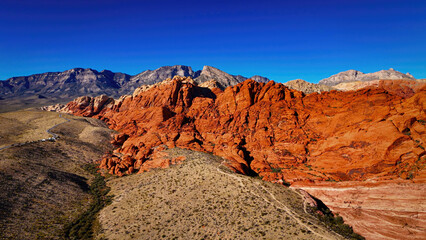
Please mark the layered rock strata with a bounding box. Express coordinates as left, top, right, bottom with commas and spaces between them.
292, 181, 426, 240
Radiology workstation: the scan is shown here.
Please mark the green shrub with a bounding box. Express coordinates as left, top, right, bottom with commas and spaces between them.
314, 209, 364, 240
402, 128, 411, 136
63, 164, 113, 240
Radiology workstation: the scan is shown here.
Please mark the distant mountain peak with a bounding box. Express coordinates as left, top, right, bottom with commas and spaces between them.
0, 65, 276, 109
249, 75, 270, 83
199, 65, 226, 76
319, 68, 415, 86
193, 66, 240, 87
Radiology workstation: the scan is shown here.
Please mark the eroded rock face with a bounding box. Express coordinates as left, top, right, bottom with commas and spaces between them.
292, 181, 426, 240
63, 95, 115, 117
39, 103, 67, 112
63, 76, 425, 184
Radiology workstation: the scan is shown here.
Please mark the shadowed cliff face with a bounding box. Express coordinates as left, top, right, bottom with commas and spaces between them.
61, 76, 426, 184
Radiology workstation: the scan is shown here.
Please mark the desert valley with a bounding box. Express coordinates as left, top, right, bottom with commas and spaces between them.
0, 65, 424, 239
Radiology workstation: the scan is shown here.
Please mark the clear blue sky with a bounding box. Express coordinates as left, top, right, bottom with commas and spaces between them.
0, 0, 425, 83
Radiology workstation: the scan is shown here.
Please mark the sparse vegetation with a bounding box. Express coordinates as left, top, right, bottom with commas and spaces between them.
0, 110, 114, 239
0, 110, 66, 148
63, 164, 113, 240
402, 128, 411, 136
97, 148, 344, 239
311, 207, 364, 240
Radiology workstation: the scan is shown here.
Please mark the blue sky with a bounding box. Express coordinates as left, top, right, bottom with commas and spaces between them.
0, 0, 425, 83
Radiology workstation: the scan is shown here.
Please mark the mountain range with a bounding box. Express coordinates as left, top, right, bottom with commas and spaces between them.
0, 65, 269, 99
1, 66, 420, 100
0, 65, 421, 113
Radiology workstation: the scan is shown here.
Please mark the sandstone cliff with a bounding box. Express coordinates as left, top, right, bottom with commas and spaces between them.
61, 76, 425, 185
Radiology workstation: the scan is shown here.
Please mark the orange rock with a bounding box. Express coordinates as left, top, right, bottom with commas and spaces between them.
64, 76, 425, 184
138, 150, 186, 173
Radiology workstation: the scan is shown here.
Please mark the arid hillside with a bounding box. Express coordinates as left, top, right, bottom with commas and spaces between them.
0, 110, 115, 239
0, 110, 359, 240
97, 148, 348, 240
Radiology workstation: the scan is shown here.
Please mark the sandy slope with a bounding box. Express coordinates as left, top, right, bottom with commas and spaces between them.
98, 148, 344, 240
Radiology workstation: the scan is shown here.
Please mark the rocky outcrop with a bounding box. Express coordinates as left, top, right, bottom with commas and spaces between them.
57, 95, 115, 117
198, 79, 223, 89
39, 103, 67, 112
319, 68, 416, 86
283, 79, 334, 94
62, 76, 425, 184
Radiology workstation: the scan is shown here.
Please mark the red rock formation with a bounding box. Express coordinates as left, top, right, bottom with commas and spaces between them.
64, 76, 425, 185
64, 95, 115, 117
62, 76, 426, 239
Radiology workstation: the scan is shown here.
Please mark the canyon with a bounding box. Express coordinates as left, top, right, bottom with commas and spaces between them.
55, 75, 426, 239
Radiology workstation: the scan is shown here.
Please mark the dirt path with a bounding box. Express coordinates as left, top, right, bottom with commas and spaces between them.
0, 113, 70, 151
216, 160, 340, 240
